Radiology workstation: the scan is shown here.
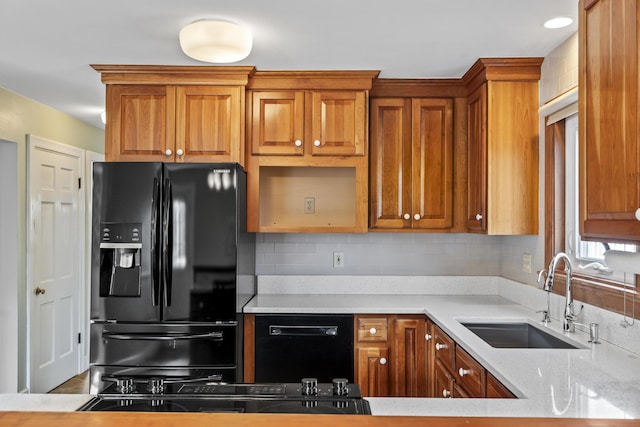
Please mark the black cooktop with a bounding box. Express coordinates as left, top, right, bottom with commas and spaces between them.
79, 380, 371, 415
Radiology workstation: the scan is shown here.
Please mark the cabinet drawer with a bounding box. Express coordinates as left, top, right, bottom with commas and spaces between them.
433, 325, 455, 372
455, 345, 486, 397
356, 317, 388, 342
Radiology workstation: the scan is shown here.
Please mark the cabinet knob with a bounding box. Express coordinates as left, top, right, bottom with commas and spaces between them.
369, 327, 377, 335
425, 333, 432, 341
295, 140, 302, 147
442, 389, 451, 398
414, 213, 421, 220
403, 213, 410, 220
475, 213, 483, 221
165, 149, 172, 156
435, 343, 447, 351
176, 149, 184, 156
459, 368, 470, 377
635, 208, 640, 221
379, 357, 387, 365
34, 287, 46, 295
314, 140, 321, 147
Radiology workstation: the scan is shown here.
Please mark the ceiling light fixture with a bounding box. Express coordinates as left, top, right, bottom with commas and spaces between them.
179, 19, 252, 63
544, 17, 573, 29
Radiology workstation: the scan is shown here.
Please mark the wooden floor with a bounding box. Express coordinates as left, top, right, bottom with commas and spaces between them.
48, 371, 90, 394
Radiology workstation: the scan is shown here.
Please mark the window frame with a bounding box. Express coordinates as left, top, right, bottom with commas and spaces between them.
544, 117, 639, 318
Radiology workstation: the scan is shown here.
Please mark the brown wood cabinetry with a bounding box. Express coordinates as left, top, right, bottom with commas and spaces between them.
391, 316, 428, 397
463, 59, 542, 235
486, 372, 516, 398
455, 345, 486, 397
430, 323, 512, 399
369, 97, 454, 230
245, 71, 379, 233
92, 65, 254, 164
354, 315, 430, 397
249, 89, 367, 157
579, 0, 640, 243
354, 316, 390, 397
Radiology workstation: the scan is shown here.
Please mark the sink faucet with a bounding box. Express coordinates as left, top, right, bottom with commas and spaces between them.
543, 252, 580, 332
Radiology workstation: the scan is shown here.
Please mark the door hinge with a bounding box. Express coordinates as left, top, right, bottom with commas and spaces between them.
78, 332, 82, 344
78, 177, 82, 190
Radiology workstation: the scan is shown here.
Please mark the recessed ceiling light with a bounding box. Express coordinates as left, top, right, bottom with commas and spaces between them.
544, 17, 573, 29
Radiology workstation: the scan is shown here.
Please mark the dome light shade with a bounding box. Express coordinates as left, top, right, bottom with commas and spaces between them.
179, 20, 252, 63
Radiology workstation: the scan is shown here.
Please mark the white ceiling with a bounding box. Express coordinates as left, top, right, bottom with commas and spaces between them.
0, 0, 578, 130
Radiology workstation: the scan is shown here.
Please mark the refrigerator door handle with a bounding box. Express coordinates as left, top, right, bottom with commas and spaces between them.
101, 331, 224, 341
162, 177, 173, 307
150, 177, 161, 306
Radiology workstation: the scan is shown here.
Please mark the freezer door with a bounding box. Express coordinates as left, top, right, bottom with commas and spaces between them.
162, 163, 240, 321
91, 162, 163, 322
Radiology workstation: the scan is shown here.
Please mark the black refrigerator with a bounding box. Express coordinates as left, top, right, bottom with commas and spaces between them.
89, 162, 255, 393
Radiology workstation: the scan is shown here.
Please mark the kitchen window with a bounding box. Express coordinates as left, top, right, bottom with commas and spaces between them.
545, 108, 638, 318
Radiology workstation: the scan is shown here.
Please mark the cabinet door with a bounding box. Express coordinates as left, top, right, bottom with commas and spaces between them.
425, 318, 435, 397
175, 86, 243, 163
486, 372, 516, 398
356, 346, 390, 397
411, 98, 454, 229
105, 84, 175, 162
580, 0, 640, 242
392, 317, 427, 397
310, 91, 367, 156
369, 98, 412, 228
466, 84, 488, 233
249, 91, 305, 156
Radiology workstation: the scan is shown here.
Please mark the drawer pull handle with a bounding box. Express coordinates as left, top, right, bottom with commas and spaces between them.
459, 368, 471, 377
435, 343, 447, 351
442, 389, 451, 398
379, 357, 387, 365
425, 333, 432, 341
369, 327, 377, 335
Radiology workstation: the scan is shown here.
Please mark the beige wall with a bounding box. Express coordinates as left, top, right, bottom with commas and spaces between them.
0, 86, 104, 392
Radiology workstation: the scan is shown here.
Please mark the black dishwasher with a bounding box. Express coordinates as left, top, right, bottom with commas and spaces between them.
254, 314, 354, 383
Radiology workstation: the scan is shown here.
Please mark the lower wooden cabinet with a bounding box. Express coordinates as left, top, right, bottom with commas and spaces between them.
354, 315, 391, 397
355, 346, 390, 397
354, 315, 429, 397
486, 372, 516, 398
430, 323, 513, 399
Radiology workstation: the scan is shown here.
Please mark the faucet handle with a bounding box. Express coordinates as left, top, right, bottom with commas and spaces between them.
536, 269, 548, 285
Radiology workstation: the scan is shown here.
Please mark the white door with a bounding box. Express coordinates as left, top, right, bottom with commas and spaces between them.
27, 135, 84, 393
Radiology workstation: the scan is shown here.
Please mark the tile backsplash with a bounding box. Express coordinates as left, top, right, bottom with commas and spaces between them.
256, 232, 503, 276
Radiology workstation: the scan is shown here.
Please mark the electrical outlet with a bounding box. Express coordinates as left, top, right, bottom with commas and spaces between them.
304, 197, 315, 214
333, 252, 344, 268
522, 253, 532, 273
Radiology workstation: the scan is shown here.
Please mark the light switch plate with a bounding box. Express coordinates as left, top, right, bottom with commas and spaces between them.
333, 252, 344, 268
522, 253, 532, 273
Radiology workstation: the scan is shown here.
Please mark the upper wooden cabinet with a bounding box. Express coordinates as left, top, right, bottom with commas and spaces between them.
369, 97, 454, 230
92, 65, 254, 164
579, 0, 640, 243
250, 90, 367, 157
245, 71, 379, 233
463, 58, 542, 235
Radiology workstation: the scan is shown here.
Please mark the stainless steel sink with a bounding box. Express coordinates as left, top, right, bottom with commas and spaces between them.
461, 322, 581, 349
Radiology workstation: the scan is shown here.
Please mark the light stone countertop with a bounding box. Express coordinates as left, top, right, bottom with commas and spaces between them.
0, 394, 93, 411
243, 276, 640, 419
